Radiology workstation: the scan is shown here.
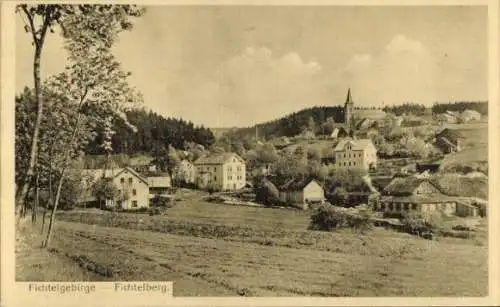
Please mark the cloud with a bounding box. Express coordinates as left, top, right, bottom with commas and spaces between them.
164, 47, 327, 127
385, 34, 426, 54
341, 35, 439, 106
343, 54, 371, 74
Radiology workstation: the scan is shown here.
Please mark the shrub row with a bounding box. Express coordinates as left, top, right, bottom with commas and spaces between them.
309, 205, 373, 233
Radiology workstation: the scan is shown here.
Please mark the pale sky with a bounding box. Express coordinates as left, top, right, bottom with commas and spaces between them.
16, 6, 488, 128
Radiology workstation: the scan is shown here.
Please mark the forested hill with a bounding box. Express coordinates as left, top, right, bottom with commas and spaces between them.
431, 101, 488, 115
226, 106, 346, 140
85, 108, 215, 155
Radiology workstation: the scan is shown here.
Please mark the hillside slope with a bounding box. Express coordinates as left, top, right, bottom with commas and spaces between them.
227, 106, 345, 140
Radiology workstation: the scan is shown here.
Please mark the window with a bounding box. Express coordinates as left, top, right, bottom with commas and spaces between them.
128, 177, 133, 184
389, 203, 394, 210
214, 176, 217, 180
412, 204, 417, 210
120, 178, 125, 184
228, 176, 232, 180
132, 189, 137, 196
213, 167, 216, 171
348, 162, 351, 166
132, 201, 138, 208
228, 166, 232, 171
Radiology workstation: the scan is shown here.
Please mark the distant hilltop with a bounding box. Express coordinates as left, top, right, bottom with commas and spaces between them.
210, 127, 240, 139
221, 88, 387, 141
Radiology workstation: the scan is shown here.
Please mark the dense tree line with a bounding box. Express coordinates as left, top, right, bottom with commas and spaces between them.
431, 101, 488, 115
382, 103, 428, 116
85, 108, 215, 155
15, 4, 145, 248
226, 106, 345, 140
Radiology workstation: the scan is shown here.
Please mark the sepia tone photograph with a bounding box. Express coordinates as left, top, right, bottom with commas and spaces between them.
9, 2, 493, 299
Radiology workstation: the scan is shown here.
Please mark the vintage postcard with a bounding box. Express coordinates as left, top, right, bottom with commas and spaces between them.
1, 0, 499, 306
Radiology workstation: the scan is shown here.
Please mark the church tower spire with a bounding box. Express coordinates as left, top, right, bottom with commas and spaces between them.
344, 88, 354, 127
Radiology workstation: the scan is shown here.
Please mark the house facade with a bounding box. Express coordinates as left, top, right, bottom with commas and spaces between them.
175, 159, 196, 184
148, 176, 172, 196
81, 167, 150, 210
459, 109, 481, 122
194, 152, 246, 191
113, 168, 150, 209
334, 139, 377, 170
434, 128, 464, 153
277, 178, 325, 209
377, 177, 457, 217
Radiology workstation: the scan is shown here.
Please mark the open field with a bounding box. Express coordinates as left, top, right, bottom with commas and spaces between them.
17, 192, 488, 297
23, 217, 487, 297
440, 122, 488, 165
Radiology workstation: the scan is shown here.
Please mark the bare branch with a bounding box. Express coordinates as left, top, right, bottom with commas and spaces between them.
20, 5, 39, 47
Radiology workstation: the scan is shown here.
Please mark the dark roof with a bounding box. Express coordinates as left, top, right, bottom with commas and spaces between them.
279, 177, 322, 192
194, 152, 244, 165
266, 176, 321, 192
431, 174, 488, 199
383, 177, 436, 195
115, 167, 149, 185
334, 139, 375, 152
436, 128, 464, 143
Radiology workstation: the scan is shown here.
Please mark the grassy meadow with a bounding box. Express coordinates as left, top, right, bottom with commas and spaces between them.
17, 192, 489, 297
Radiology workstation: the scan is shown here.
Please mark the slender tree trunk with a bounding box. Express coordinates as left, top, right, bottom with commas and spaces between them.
16, 7, 52, 217
43, 101, 86, 248
21, 181, 34, 219
42, 167, 52, 234
17, 46, 43, 216
32, 172, 39, 225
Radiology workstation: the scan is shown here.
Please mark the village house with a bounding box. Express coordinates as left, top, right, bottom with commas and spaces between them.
276, 178, 325, 210
175, 159, 196, 184
194, 152, 246, 191
81, 167, 150, 210
459, 109, 481, 122
334, 139, 377, 170
377, 176, 458, 217
329, 127, 349, 139
434, 128, 464, 153
148, 176, 172, 196
456, 202, 479, 217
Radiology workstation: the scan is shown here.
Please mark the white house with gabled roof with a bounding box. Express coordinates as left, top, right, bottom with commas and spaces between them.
81, 166, 150, 210
194, 152, 246, 191
334, 139, 377, 170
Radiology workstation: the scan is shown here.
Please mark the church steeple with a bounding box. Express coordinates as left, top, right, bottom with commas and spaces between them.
344, 88, 354, 127
345, 88, 353, 105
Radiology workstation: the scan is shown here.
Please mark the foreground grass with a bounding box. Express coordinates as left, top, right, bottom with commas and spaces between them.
45, 220, 487, 297
56, 210, 430, 257
16, 220, 105, 282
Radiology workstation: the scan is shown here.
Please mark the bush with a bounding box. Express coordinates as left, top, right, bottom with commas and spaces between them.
439, 230, 476, 239
149, 207, 167, 216
400, 211, 437, 236
151, 195, 174, 209
345, 210, 373, 233
309, 205, 373, 233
